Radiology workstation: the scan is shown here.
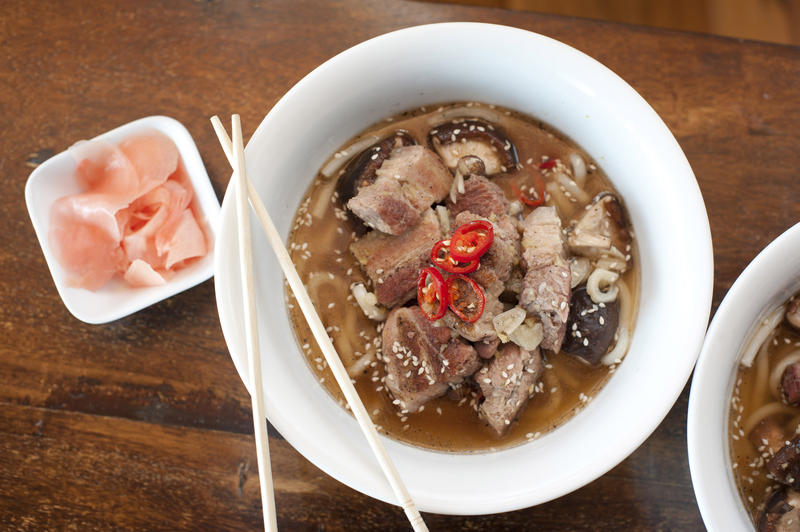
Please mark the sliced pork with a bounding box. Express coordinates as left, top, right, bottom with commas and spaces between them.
381, 306, 481, 413
336, 131, 416, 206
350, 209, 441, 308
347, 145, 452, 235
519, 207, 571, 352
448, 174, 509, 219
475, 344, 543, 436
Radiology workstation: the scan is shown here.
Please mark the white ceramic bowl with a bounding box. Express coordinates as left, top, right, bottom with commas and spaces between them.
215, 23, 713, 514
689, 222, 800, 530
25, 115, 220, 324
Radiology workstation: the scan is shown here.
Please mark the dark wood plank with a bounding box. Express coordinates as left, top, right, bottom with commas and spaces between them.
2, 0, 799, 529
0, 394, 699, 531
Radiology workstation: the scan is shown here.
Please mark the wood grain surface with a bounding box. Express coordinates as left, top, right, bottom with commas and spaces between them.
2, 0, 799, 530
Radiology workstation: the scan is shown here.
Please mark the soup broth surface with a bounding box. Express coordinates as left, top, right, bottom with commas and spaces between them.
730, 304, 800, 522
285, 102, 639, 451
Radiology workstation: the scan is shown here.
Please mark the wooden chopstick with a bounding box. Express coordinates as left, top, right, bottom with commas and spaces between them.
211, 116, 428, 532
229, 115, 278, 532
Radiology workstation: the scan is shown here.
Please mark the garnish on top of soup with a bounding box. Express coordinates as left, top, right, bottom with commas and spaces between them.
285, 102, 639, 451
730, 295, 800, 530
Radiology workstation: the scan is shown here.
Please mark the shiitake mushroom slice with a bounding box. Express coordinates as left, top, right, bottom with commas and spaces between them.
428, 118, 518, 175
562, 285, 619, 366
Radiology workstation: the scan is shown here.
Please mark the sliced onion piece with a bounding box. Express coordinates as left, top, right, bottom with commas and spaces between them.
350, 282, 387, 321
570, 256, 591, 288
347, 351, 375, 378
555, 171, 590, 204
436, 205, 451, 235
569, 152, 587, 186
509, 319, 544, 351
493, 306, 526, 343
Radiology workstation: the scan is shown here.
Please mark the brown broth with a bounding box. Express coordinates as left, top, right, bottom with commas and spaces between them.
730, 313, 800, 521
285, 102, 639, 452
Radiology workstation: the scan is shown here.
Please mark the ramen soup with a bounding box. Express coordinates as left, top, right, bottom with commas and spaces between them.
730, 295, 800, 529
285, 102, 639, 451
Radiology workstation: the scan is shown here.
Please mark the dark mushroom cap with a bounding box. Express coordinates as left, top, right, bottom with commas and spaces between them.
562, 285, 619, 366
456, 155, 486, 178
768, 434, 800, 489
750, 416, 789, 456
428, 118, 518, 175
335, 130, 416, 206
782, 363, 800, 406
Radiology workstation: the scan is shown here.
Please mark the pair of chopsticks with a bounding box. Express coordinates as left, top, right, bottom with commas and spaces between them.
211, 115, 428, 532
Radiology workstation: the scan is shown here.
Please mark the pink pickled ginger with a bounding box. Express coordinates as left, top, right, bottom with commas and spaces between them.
49, 129, 209, 290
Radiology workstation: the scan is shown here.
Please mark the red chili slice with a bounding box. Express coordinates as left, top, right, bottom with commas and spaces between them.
446, 274, 485, 323
430, 240, 479, 274
417, 267, 448, 321
450, 220, 494, 262
512, 173, 545, 208
539, 159, 557, 170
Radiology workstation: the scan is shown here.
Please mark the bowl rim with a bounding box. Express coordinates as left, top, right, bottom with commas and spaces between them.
24, 115, 220, 324
215, 21, 714, 514
688, 221, 800, 531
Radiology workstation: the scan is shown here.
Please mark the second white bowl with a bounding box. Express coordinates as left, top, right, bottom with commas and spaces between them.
689, 222, 800, 531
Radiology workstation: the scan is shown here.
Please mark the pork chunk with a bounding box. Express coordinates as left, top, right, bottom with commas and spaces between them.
448, 174, 509, 219
475, 344, 544, 436
452, 211, 520, 288
520, 207, 571, 352
350, 209, 441, 308
347, 145, 452, 235
441, 279, 504, 343
381, 306, 481, 413
475, 338, 500, 359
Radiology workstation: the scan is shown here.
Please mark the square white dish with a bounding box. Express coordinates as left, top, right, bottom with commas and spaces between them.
25, 115, 220, 324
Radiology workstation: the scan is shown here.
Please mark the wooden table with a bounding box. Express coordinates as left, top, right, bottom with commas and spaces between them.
2, 0, 799, 529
